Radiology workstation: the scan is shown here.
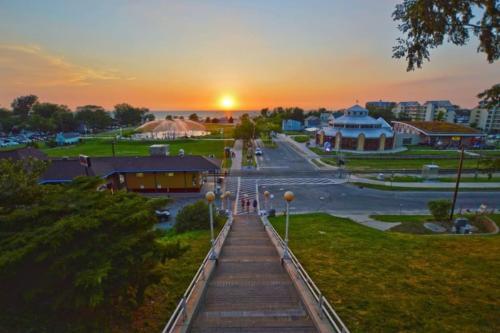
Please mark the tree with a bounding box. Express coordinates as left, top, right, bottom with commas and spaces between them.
234, 116, 258, 140
393, 0, 499, 71
174, 200, 223, 233
165, 115, 173, 120
260, 108, 269, 117
113, 103, 148, 126
188, 113, 199, 121
0, 108, 17, 133
29, 103, 77, 132
228, 116, 234, 123
75, 105, 112, 130
435, 110, 446, 121
11, 95, 38, 118
428, 199, 452, 221
205, 116, 211, 123
0, 159, 175, 332
477, 83, 500, 109
143, 113, 155, 122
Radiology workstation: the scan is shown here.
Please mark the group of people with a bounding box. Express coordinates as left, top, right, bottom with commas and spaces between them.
241, 197, 258, 213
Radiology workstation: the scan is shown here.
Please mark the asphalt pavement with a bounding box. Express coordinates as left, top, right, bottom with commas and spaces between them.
246, 138, 500, 214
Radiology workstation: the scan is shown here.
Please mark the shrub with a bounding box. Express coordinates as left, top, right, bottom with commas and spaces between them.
174, 200, 222, 233
428, 199, 452, 221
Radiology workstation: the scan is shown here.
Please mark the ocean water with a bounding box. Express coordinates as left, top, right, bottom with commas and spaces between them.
151, 110, 258, 120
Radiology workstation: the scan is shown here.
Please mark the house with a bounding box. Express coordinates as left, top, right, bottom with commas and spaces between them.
304, 116, 320, 128
366, 101, 396, 110
392, 121, 484, 147
40, 155, 221, 193
316, 105, 395, 151
319, 112, 331, 124
56, 132, 80, 145
282, 119, 303, 131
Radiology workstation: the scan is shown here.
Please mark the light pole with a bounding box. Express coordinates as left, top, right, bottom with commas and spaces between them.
225, 190, 231, 214
283, 191, 295, 260
264, 191, 270, 212
206, 191, 217, 260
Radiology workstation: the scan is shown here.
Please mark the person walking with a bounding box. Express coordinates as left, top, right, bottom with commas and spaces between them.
246, 199, 250, 214
241, 197, 245, 212
252, 199, 258, 213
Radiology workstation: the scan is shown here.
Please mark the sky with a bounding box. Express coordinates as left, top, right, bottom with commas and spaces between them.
0, 0, 498, 111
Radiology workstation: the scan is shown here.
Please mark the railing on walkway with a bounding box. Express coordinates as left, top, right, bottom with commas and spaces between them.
264, 218, 350, 333
161, 217, 232, 333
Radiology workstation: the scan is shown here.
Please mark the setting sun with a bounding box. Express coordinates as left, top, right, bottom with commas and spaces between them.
219, 95, 236, 110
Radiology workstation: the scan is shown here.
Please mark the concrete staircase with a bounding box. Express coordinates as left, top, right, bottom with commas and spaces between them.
190, 215, 318, 332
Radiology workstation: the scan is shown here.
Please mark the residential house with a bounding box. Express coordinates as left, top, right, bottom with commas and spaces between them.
304, 116, 320, 128
282, 119, 303, 131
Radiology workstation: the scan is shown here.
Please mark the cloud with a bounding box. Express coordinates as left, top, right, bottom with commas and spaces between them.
0, 44, 125, 87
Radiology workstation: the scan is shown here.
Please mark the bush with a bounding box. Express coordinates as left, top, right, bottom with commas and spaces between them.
428, 199, 452, 221
174, 200, 223, 233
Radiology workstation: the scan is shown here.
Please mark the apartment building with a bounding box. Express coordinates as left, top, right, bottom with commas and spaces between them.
392, 101, 424, 120
469, 107, 500, 133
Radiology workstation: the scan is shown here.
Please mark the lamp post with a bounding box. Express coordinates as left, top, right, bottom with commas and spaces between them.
206, 191, 216, 260
264, 191, 270, 212
283, 191, 295, 260
225, 190, 231, 214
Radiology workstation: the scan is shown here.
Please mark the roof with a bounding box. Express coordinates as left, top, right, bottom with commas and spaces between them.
321, 127, 394, 139
393, 121, 482, 136
0, 147, 48, 161
305, 116, 319, 120
40, 155, 221, 183
57, 132, 80, 139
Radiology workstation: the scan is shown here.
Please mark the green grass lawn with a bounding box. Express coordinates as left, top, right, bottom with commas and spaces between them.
127, 228, 214, 332
321, 157, 481, 171
349, 182, 500, 191
370, 214, 498, 234
371, 175, 500, 183
260, 132, 277, 148
270, 213, 500, 333
90, 127, 137, 138
203, 123, 236, 139
41, 138, 233, 159
292, 135, 309, 143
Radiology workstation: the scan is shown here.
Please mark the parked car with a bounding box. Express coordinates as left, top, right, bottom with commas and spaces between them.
255, 147, 263, 156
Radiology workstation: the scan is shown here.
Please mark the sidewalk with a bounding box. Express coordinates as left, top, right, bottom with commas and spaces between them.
350, 175, 500, 189
231, 139, 243, 171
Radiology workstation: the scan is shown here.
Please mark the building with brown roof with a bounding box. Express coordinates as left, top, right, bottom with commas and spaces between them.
393, 121, 484, 148
40, 155, 221, 193
0, 147, 220, 193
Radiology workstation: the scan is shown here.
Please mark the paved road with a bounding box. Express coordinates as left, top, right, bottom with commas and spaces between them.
228, 138, 500, 214
256, 138, 315, 172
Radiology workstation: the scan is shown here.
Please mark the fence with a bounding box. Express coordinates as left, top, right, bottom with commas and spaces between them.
161, 216, 232, 333
264, 218, 350, 333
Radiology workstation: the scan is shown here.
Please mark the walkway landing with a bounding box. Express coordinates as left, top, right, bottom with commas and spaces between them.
190, 215, 318, 332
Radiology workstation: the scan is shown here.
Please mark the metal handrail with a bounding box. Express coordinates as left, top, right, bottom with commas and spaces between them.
162, 217, 232, 333
266, 219, 350, 333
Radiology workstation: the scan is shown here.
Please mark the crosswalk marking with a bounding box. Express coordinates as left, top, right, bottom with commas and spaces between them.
225, 177, 346, 215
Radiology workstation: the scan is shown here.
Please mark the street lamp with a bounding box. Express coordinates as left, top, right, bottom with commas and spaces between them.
225, 190, 231, 214
206, 191, 217, 260
283, 191, 295, 260
264, 191, 270, 212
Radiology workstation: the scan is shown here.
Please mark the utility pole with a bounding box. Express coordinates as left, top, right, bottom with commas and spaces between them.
450, 146, 465, 221
111, 140, 116, 157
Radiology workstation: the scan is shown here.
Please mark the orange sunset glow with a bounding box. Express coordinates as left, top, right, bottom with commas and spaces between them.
0, 1, 498, 110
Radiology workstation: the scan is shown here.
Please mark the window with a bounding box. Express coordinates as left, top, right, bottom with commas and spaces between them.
136, 173, 144, 178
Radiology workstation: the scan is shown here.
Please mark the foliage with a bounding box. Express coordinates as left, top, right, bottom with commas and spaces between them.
113, 103, 149, 126
427, 199, 452, 221
477, 83, 500, 109
0, 159, 175, 332
75, 105, 113, 130
0, 108, 17, 132
11, 94, 38, 118
234, 116, 258, 140
174, 200, 223, 233
270, 213, 500, 332
188, 113, 199, 121
393, 0, 499, 71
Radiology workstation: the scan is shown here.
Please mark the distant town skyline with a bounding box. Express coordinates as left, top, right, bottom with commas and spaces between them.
1, 0, 498, 110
